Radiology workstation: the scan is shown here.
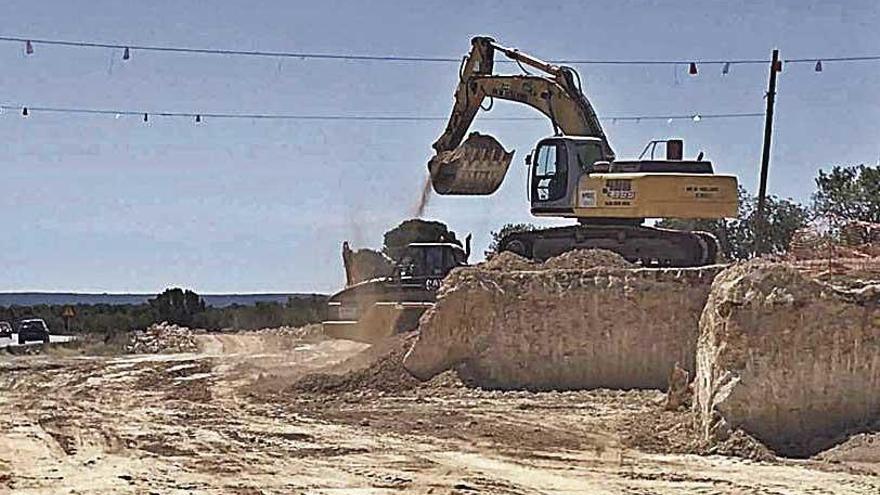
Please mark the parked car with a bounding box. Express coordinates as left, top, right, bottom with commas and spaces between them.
0, 321, 12, 338
17, 318, 50, 344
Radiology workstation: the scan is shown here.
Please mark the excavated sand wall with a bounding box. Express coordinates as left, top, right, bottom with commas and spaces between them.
404, 265, 722, 390
695, 261, 880, 456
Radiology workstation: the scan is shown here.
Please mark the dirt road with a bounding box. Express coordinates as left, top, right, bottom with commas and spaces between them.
0, 332, 877, 494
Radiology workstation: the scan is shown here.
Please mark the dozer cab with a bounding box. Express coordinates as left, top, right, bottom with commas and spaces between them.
323, 240, 469, 343
428, 36, 738, 266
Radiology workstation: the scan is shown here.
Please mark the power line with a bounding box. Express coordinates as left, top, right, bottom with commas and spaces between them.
2, 36, 461, 63
3, 35, 880, 66
0, 104, 764, 123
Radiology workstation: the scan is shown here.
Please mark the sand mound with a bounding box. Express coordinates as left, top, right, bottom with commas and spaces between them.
252, 324, 326, 342
815, 432, 880, 473
290, 332, 422, 393
480, 248, 631, 272
479, 251, 538, 271
696, 260, 880, 457
543, 249, 633, 270
619, 404, 775, 462
405, 265, 722, 390
289, 331, 468, 394
706, 429, 776, 461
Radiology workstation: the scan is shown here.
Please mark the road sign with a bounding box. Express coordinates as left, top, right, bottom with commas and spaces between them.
62, 306, 76, 333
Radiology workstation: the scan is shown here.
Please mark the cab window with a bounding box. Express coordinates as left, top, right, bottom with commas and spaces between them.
425, 247, 445, 275
573, 142, 603, 173
532, 143, 567, 201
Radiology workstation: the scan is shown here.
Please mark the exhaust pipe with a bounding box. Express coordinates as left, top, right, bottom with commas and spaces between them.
666, 139, 683, 161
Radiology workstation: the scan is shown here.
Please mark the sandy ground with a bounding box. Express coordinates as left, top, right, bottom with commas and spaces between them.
0, 332, 878, 495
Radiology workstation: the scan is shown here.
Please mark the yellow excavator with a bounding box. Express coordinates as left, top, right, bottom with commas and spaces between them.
428, 37, 739, 266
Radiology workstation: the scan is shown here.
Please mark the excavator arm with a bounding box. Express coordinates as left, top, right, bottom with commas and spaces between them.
429, 36, 614, 195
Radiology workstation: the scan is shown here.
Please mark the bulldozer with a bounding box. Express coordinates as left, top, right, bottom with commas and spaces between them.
323, 238, 470, 343
429, 37, 739, 266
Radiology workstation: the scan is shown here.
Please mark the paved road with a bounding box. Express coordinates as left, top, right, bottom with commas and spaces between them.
0, 334, 77, 349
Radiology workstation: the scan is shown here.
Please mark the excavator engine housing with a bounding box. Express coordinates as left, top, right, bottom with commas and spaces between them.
528, 136, 738, 220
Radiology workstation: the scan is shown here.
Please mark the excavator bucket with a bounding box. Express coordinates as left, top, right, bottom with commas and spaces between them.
428, 133, 514, 195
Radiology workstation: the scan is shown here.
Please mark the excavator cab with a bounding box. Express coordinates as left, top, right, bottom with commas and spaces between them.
527, 136, 605, 212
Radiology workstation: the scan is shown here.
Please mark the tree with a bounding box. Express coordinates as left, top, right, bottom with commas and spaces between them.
382, 219, 459, 261
812, 164, 880, 225
658, 188, 809, 260
731, 193, 810, 259
149, 288, 205, 326
487, 223, 537, 254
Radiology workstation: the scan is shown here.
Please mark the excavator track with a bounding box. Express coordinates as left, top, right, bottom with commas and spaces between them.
499, 224, 720, 267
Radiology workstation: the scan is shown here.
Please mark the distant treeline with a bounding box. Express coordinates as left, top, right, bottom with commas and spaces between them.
0, 288, 328, 334
0, 292, 319, 308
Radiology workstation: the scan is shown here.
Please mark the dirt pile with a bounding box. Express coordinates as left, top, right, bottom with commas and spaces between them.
815, 432, 880, 475
480, 248, 631, 271
695, 260, 880, 457
126, 322, 202, 354
706, 428, 776, 461
252, 323, 326, 342
404, 264, 723, 390
479, 251, 539, 271
290, 332, 423, 393
289, 331, 468, 394
543, 248, 633, 270
618, 404, 776, 461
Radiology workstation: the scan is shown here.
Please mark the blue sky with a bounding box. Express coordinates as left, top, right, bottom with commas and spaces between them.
1, 0, 878, 293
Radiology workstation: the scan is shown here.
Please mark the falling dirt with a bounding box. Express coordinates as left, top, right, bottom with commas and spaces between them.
413, 173, 433, 218
1, 329, 878, 494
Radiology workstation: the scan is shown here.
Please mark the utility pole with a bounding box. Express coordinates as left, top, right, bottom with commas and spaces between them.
756, 48, 780, 255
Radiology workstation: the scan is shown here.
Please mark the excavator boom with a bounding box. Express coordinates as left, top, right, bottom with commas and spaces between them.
427, 36, 740, 268
429, 36, 613, 195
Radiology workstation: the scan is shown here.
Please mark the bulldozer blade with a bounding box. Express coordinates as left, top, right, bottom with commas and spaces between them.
323, 302, 431, 344
428, 132, 514, 195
